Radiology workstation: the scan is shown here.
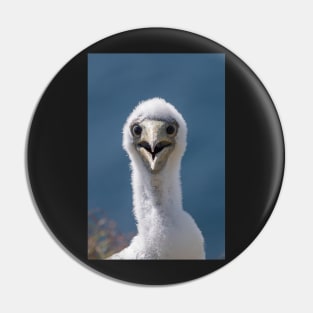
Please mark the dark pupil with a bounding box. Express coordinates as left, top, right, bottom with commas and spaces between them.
166, 125, 175, 135
133, 125, 142, 136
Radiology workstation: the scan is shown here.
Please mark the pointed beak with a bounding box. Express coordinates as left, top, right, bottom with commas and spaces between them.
135, 120, 175, 173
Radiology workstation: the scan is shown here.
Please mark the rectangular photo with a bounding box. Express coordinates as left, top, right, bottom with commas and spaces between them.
88, 53, 225, 259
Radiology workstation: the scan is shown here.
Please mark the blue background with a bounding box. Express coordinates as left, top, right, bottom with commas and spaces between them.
88, 53, 225, 259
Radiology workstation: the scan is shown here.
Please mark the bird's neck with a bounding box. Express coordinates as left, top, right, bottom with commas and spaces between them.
131, 158, 183, 235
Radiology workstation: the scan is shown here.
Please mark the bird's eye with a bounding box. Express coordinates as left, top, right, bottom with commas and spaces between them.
132, 124, 142, 136
166, 125, 176, 136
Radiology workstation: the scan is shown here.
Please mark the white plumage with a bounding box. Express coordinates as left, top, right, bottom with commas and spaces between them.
109, 98, 205, 259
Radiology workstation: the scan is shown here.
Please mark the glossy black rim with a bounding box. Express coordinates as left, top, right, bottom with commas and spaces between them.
27, 28, 284, 285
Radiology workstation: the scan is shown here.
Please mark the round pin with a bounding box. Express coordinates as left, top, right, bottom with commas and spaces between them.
27, 28, 284, 285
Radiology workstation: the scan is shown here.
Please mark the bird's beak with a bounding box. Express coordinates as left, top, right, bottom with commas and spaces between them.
136, 120, 175, 173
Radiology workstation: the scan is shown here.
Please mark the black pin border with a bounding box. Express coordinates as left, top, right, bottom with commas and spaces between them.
27, 28, 284, 285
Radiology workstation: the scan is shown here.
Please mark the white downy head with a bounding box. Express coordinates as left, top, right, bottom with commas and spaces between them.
123, 98, 187, 175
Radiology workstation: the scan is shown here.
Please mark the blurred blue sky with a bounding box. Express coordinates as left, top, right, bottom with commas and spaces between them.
88, 53, 225, 259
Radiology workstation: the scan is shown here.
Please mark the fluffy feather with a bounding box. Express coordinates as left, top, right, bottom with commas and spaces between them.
109, 98, 205, 259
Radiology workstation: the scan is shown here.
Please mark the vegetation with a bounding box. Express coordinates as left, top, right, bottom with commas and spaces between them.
88, 208, 134, 259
